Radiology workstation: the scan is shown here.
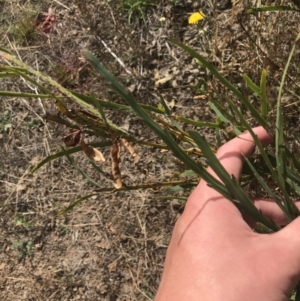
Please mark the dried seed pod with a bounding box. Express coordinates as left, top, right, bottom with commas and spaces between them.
110, 140, 122, 189
119, 138, 136, 157
80, 137, 105, 162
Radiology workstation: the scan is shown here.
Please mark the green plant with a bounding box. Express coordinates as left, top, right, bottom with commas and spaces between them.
120, 0, 157, 24
10, 13, 38, 44
0, 39, 296, 232
12, 217, 33, 260
21, 119, 42, 130
14, 216, 32, 229
11, 239, 33, 260
2, 3, 300, 298
0, 110, 12, 133
58, 224, 71, 236
1, 4, 300, 231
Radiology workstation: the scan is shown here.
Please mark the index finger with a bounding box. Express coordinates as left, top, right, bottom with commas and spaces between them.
187, 127, 272, 207
208, 126, 271, 181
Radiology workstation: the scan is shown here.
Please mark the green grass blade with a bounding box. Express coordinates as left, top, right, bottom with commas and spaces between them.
31, 141, 112, 173
266, 153, 300, 188
260, 69, 268, 119
72, 90, 164, 114
0, 72, 19, 78
208, 101, 244, 136
43, 112, 79, 129
157, 93, 183, 129
286, 167, 300, 186
209, 101, 230, 124
209, 100, 244, 136
90, 93, 105, 122
275, 106, 289, 210
58, 194, 98, 216
243, 73, 260, 95
244, 156, 286, 212
71, 90, 133, 111
61, 146, 102, 188
87, 156, 108, 176
285, 147, 300, 175
188, 130, 279, 231
225, 96, 297, 220
209, 98, 245, 133
286, 178, 300, 197
0, 46, 11, 53
0, 91, 52, 98
13, 70, 59, 99
174, 116, 221, 128
247, 6, 297, 14
275, 32, 300, 217
157, 93, 171, 114
84, 50, 233, 199
0, 51, 104, 120
171, 39, 269, 129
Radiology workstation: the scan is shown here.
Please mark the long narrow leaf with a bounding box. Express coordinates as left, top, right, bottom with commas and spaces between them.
285, 147, 300, 176
243, 73, 260, 95
247, 6, 297, 14
275, 32, 300, 217
174, 116, 221, 128
31, 141, 112, 173
260, 69, 268, 119
188, 130, 279, 231
0, 91, 52, 98
61, 147, 102, 188
0, 72, 19, 78
0, 51, 104, 120
171, 39, 269, 129
58, 194, 98, 215
93, 180, 198, 193
84, 50, 232, 199
244, 156, 286, 211
225, 96, 297, 220
72, 90, 164, 114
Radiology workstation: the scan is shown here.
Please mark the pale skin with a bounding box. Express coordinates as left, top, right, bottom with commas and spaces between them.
155, 127, 300, 301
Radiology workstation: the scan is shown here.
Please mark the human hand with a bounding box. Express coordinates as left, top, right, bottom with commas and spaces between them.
155, 127, 300, 301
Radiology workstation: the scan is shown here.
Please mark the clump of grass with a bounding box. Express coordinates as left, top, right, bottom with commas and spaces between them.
10, 12, 39, 44
11, 239, 33, 261
1, 4, 300, 233
2, 2, 300, 298
52, 64, 73, 86
120, 0, 157, 24
0, 110, 12, 133
14, 216, 32, 229
0, 35, 298, 234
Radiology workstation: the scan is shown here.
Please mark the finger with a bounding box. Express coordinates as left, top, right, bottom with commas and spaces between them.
185, 127, 271, 215
244, 199, 300, 227
207, 126, 272, 182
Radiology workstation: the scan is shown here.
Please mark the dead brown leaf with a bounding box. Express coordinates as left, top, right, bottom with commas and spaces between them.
81, 138, 105, 162
64, 129, 81, 147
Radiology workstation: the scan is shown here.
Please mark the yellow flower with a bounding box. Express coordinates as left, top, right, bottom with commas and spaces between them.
188, 11, 205, 25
